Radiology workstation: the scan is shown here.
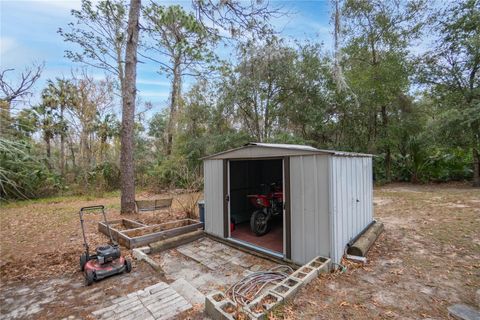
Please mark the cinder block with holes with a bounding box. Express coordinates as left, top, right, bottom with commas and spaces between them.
217, 300, 254, 320
307, 256, 331, 274
205, 291, 230, 320
245, 291, 283, 320
269, 277, 302, 300
205, 292, 254, 320
290, 265, 318, 284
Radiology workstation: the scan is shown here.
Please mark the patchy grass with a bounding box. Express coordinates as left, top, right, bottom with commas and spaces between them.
1, 183, 478, 319
0, 191, 201, 281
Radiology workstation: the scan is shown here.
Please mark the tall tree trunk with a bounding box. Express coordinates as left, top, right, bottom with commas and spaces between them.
45, 135, 51, 159
381, 105, 391, 181
69, 138, 76, 171
60, 105, 65, 177
166, 57, 181, 156
120, 0, 141, 214
473, 147, 480, 187
471, 119, 480, 187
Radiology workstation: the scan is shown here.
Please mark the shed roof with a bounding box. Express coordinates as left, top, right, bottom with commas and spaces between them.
202, 142, 373, 160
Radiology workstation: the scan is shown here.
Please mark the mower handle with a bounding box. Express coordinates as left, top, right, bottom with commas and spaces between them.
78, 204, 116, 253
80, 205, 105, 212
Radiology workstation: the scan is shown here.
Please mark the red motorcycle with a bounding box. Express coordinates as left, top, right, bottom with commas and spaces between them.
247, 183, 283, 236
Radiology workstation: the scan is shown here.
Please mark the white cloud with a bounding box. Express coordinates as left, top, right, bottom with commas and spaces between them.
0, 37, 18, 56
5, 0, 82, 11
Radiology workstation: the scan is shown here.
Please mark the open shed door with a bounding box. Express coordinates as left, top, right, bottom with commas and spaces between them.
224, 157, 291, 259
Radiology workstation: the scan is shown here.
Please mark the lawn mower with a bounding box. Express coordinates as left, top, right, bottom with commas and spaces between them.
247, 183, 283, 236
78, 205, 131, 285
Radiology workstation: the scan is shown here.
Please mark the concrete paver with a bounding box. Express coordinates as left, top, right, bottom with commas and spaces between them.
91, 281, 191, 320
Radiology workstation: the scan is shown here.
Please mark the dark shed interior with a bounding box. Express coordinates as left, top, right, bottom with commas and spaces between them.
229, 159, 283, 253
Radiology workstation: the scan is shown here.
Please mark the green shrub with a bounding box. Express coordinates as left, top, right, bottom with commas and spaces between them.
0, 138, 61, 200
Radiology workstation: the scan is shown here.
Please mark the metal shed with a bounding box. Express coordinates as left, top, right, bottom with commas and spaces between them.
202, 143, 373, 265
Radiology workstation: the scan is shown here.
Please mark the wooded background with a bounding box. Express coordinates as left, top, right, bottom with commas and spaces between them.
1, 0, 479, 202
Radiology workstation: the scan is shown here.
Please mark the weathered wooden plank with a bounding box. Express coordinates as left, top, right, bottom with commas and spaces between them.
129, 223, 204, 248
98, 219, 146, 244
135, 198, 173, 212
122, 219, 202, 237
98, 218, 203, 249
149, 230, 205, 253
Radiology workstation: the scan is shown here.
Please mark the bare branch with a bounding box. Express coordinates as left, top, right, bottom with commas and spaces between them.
0, 63, 44, 103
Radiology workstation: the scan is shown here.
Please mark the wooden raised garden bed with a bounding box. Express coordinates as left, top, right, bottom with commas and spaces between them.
98, 218, 203, 249
135, 198, 173, 213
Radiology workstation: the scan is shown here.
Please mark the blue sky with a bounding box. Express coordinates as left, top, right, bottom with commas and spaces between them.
0, 0, 333, 115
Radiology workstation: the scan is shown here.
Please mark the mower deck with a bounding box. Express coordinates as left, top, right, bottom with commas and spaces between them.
84, 257, 127, 281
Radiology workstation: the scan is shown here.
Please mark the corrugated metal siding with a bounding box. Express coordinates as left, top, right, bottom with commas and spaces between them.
330, 156, 373, 264
203, 159, 224, 237
290, 155, 330, 265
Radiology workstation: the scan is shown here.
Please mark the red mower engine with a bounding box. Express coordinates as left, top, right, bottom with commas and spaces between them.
95, 244, 121, 265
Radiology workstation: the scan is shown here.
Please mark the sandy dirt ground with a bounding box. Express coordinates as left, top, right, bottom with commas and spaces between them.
273, 183, 480, 319
0, 191, 199, 319
0, 184, 479, 319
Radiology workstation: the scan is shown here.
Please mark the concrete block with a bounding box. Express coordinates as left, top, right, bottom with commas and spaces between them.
448, 304, 480, 320
170, 278, 205, 306
307, 256, 331, 274
215, 300, 250, 320
205, 291, 230, 320
291, 265, 318, 284
92, 304, 117, 316
132, 248, 147, 260
269, 277, 302, 300
205, 292, 254, 320
144, 282, 168, 295
161, 303, 192, 320
137, 246, 151, 254
141, 289, 176, 307
245, 291, 283, 320
118, 309, 154, 320
111, 296, 129, 304
99, 310, 115, 319
150, 298, 191, 319
115, 303, 143, 319
147, 295, 185, 314
114, 298, 141, 314
132, 248, 165, 274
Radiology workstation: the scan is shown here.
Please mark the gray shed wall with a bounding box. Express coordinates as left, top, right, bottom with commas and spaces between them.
203, 150, 373, 266
329, 156, 373, 264
289, 155, 331, 265
203, 159, 224, 237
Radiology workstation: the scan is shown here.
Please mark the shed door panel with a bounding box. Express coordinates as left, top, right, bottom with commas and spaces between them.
204, 159, 224, 237
290, 155, 330, 265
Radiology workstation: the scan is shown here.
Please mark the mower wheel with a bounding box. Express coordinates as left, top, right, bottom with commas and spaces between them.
125, 259, 132, 273
80, 253, 87, 271
85, 270, 95, 286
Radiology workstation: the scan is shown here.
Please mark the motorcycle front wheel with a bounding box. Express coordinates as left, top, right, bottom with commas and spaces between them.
250, 210, 270, 236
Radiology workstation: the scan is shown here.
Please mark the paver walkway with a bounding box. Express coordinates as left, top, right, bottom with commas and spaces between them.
176, 238, 254, 270
91, 282, 191, 320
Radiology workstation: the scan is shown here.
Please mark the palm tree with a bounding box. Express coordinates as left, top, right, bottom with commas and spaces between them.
94, 112, 118, 162
40, 79, 76, 175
